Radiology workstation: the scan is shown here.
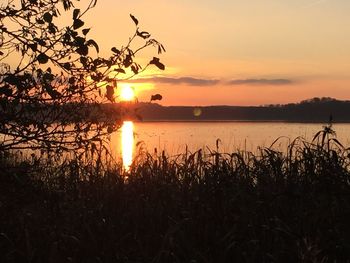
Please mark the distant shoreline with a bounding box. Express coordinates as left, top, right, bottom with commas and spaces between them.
120, 97, 350, 123
130, 120, 349, 124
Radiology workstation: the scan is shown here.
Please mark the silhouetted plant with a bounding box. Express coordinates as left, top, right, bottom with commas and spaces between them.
0, 0, 165, 152
1, 129, 350, 262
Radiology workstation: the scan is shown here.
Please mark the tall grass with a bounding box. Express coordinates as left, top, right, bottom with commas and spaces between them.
1, 126, 350, 262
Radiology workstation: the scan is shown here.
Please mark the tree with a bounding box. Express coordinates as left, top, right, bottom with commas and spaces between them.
0, 0, 165, 153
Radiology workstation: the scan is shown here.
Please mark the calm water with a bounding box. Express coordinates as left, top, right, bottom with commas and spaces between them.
111, 121, 350, 169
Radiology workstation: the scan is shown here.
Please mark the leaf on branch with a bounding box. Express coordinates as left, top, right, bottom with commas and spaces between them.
73, 19, 84, 30
150, 57, 159, 64
137, 30, 151, 39
62, 0, 72, 11
91, 73, 102, 81
43, 72, 54, 81
111, 47, 120, 54
131, 65, 139, 74
123, 54, 132, 68
43, 12, 52, 23
130, 14, 138, 26
75, 36, 85, 46
48, 23, 57, 34
76, 45, 89, 56
87, 39, 99, 53
80, 56, 88, 66
158, 44, 166, 54
63, 62, 71, 70
107, 126, 114, 134
106, 85, 114, 102
34, 38, 46, 46
150, 94, 162, 101
82, 28, 90, 35
161, 44, 166, 53
46, 85, 61, 99
37, 53, 49, 64
114, 68, 125, 74
73, 9, 80, 20
150, 57, 165, 70
36, 19, 45, 25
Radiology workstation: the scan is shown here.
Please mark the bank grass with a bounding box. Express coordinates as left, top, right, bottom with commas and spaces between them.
1, 125, 350, 262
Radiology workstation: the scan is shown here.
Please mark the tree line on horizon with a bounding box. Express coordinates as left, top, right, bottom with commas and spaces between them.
134, 97, 350, 122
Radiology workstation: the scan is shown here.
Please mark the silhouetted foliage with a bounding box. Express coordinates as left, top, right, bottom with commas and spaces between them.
0, 0, 165, 152
1, 128, 350, 262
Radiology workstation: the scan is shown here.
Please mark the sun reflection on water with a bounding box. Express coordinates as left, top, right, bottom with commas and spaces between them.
121, 121, 134, 171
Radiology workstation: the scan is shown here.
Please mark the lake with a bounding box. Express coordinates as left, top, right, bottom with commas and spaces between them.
110, 121, 350, 169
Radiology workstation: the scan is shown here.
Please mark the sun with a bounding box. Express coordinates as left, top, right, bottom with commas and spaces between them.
120, 85, 135, 101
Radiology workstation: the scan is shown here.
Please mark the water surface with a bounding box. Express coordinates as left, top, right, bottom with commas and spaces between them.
112, 121, 350, 168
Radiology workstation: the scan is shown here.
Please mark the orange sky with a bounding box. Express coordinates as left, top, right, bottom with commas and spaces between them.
77, 0, 350, 106
6, 0, 350, 106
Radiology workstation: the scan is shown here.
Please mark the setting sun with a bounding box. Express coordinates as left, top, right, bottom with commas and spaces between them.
120, 85, 135, 101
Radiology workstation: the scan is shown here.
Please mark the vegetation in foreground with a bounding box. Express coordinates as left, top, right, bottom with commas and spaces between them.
1, 127, 350, 263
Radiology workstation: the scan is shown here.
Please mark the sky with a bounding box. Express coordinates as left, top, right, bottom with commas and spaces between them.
6, 0, 350, 106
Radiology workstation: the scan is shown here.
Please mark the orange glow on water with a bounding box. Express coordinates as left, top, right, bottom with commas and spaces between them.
121, 121, 134, 171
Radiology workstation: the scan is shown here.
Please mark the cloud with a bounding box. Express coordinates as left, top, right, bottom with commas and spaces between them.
128, 77, 220, 86
302, 0, 328, 9
227, 79, 293, 86
127, 76, 294, 87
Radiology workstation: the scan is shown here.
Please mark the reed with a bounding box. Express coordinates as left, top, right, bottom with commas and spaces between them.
1, 126, 350, 262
